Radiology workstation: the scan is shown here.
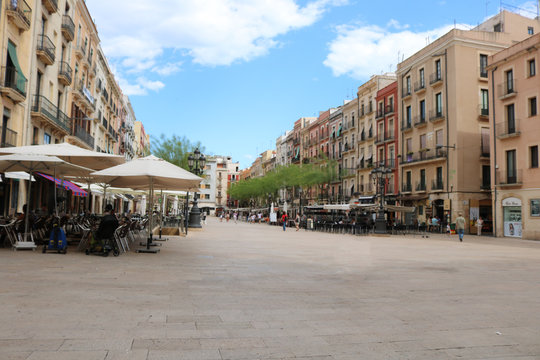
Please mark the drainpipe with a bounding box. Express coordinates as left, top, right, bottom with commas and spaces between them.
24, 1, 41, 146
491, 66, 498, 237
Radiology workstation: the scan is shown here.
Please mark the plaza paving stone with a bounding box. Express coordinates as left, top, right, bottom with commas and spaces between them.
1, 218, 540, 359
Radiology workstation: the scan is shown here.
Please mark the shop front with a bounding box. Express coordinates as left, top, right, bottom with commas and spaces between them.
502, 197, 522, 238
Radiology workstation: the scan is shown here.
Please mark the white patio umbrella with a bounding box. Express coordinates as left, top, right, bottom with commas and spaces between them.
0, 154, 93, 246
0, 142, 125, 170
0, 143, 125, 212
91, 155, 202, 253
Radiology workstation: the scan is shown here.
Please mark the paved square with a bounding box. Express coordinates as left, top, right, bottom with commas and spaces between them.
1, 219, 540, 359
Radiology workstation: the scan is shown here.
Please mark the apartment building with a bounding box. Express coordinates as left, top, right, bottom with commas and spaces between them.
356, 74, 396, 202
396, 11, 539, 232
341, 98, 358, 200
489, 32, 540, 239
375, 81, 399, 199
327, 108, 342, 202
275, 130, 291, 167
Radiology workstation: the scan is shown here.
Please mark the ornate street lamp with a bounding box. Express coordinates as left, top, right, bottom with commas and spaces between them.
371, 165, 392, 234
187, 148, 206, 228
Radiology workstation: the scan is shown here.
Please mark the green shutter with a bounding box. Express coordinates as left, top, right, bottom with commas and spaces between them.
337, 125, 342, 136
7, 41, 27, 94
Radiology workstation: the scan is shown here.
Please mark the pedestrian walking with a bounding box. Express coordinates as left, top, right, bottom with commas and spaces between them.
456, 212, 466, 242
295, 214, 300, 231
282, 213, 287, 231
476, 217, 484, 236
233, 212, 238, 224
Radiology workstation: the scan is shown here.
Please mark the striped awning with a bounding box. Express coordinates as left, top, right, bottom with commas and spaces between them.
37, 172, 88, 197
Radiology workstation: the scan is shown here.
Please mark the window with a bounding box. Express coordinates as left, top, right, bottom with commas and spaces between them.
419, 68, 425, 87
480, 54, 488, 77
406, 106, 411, 126
530, 97, 537, 117
506, 150, 516, 183
481, 89, 489, 115
406, 76, 411, 94
494, 23, 501, 32
506, 70, 514, 93
529, 59, 536, 77
507, 104, 515, 133
420, 134, 426, 150
204, 194, 210, 200
420, 169, 426, 188
406, 171, 411, 187
531, 146, 539, 168
436, 129, 443, 148
482, 165, 491, 189
435, 92, 443, 115
44, 133, 51, 144
419, 100, 426, 121
528, 26, 534, 35
481, 128, 490, 156
435, 59, 441, 80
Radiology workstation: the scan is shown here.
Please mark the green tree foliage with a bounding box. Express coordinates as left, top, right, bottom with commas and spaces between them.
151, 134, 205, 170
228, 162, 338, 202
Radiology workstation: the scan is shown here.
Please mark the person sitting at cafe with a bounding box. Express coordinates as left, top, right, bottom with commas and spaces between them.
96, 204, 119, 241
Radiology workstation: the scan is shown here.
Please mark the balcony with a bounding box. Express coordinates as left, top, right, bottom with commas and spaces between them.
400, 148, 446, 166
429, 72, 443, 86
366, 104, 374, 115
496, 169, 522, 187
413, 115, 427, 128
402, 183, 412, 193
73, 123, 94, 149
429, 108, 445, 123
431, 179, 444, 192
58, 61, 72, 86
375, 109, 385, 120
497, 80, 517, 99
6, 0, 31, 31
478, 105, 489, 121
73, 81, 95, 110
401, 87, 412, 99
42, 0, 58, 13
414, 81, 426, 93
61, 15, 75, 42
401, 121, 413, 132
416, 181, 427, 192
0, 127, 18, 147
36, 35, 56, 65
0, 67, 27, 103
385, 105, 394, 115
496, 119, 520, 139
75, 45, 86, 60
481, 144, 490, 158
342, 142, 355, 153
31, 95, 71, 135
376, 158, 396, 169
385, 131, 395, 142
479, 67, 488, 80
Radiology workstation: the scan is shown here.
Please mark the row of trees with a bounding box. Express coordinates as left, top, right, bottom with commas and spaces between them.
151, 134, 205, 170
228, 161, 340, 205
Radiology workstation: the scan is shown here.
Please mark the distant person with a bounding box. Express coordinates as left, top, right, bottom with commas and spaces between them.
295, 214, 300, 231
281, 213, 287, 231
456, 212, 466, 242
476, 217, 484, 236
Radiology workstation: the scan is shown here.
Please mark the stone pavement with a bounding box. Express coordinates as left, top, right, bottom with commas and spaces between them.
1, 218, 540, 360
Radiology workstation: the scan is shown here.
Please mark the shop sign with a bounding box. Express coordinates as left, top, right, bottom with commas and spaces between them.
502, 197, 521, 207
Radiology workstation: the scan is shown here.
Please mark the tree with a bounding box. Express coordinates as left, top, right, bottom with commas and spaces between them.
151, 134, 205, 170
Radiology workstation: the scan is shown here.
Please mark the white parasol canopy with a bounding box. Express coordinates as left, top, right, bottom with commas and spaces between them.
91, 155, 203, 252
0, 143, 125, 170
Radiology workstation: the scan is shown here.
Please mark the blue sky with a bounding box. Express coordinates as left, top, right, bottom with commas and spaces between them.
86, 0, 539, 168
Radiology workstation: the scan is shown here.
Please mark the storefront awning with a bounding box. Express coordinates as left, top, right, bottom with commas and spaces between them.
37, 172, 88, 197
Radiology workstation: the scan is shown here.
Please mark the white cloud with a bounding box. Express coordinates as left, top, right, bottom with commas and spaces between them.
87, 0, 346, 69
512, 1, 539, 18
152, 62, 183, 76
115, 75, 165, 96
323, 22, 469, 79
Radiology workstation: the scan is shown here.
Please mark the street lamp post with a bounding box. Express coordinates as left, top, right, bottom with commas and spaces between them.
187, 148, 206, 228
371, 165, 392, 234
